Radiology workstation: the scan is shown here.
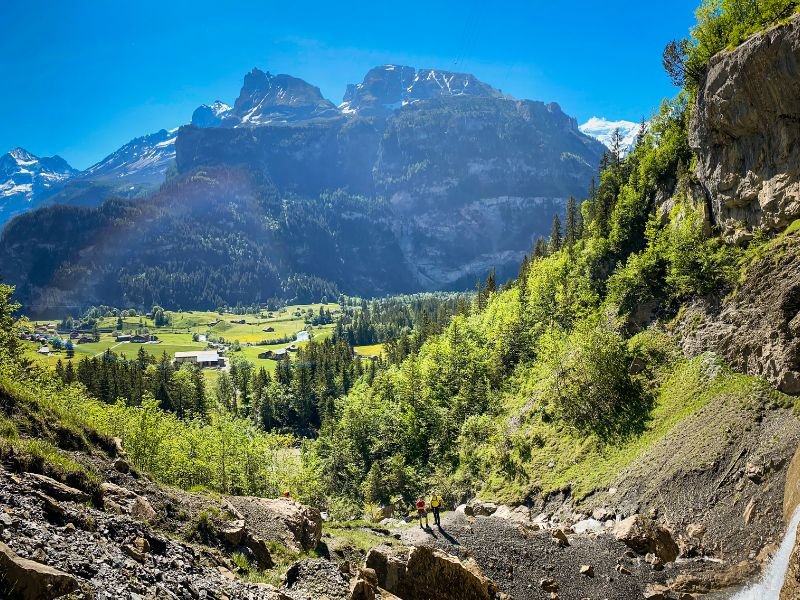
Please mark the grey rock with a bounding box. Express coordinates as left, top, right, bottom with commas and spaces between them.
691, 13, 800, 241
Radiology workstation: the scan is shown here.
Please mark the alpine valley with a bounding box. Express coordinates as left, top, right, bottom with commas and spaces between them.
0, 66, 607, 315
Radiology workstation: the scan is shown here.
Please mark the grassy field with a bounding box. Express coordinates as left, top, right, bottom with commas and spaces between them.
354, 343, 384, 357
23, 303, 341, 381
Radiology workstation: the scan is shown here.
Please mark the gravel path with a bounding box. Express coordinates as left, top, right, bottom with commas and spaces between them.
396, 511, 673, 600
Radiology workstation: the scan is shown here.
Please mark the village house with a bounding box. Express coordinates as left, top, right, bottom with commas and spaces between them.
258, 348, 289, 360
262, 326, 275, 333
174, 351, 225, 368
115, 334, 132, 342
37, 346, 50, 355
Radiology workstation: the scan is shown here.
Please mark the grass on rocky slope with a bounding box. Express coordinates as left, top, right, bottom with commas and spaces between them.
475, 349, 794, 504
0, 364, 105, 494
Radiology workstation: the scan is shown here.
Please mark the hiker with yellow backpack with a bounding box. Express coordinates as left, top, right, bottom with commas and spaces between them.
430, 492, 443, 526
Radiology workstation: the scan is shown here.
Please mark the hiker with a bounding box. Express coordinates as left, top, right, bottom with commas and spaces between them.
416, 496, 428, 528
430, 492, 442, 526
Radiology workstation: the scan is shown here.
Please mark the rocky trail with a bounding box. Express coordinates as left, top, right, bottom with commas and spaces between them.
396, 510, 669, 600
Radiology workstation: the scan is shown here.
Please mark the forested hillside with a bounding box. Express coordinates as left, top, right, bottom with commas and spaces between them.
307, 0, 800, 514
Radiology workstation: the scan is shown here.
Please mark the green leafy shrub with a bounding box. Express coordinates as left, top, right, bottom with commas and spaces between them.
537, 320, 650, 440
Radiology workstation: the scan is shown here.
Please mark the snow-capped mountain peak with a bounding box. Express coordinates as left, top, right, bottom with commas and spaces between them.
340, 65, 504, 115
0, 148, 78, 222
191, 69, 339, 128
84, 128, 177, 184
579, 117, 643, 154
191, 101, 234, 128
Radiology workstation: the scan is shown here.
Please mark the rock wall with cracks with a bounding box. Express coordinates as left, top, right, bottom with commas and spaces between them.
690, 12, 800, 243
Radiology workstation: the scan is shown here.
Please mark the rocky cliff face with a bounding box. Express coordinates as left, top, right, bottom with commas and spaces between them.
679, 227, 800, 394
175, 93, 604, 293
690, 13, 800, 243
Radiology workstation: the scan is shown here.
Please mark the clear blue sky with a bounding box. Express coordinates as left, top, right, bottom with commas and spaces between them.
0, 0, 698, 170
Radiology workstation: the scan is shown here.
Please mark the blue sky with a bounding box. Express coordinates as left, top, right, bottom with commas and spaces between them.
1, 0, 697, 170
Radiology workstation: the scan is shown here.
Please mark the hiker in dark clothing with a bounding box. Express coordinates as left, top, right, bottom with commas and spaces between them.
430, 492, 442, 526
416, 496, 428, 528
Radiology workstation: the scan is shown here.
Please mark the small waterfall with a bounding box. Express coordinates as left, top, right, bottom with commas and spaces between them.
730, 504, 800, 599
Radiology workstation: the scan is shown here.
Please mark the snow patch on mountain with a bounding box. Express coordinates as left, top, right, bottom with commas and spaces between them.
0, 148, 77, 223
579, 117, 642, 154
340, 65, 503, 115
84, 129, 177, 184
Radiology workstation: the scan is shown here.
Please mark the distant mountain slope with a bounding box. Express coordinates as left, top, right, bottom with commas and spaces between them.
0, 65, 607, 314
0, 148, 77, 222
39, 129, 179, 209
83, 128, 177, 184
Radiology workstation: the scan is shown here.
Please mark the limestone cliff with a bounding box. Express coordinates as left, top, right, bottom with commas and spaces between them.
690, 13, 800, 243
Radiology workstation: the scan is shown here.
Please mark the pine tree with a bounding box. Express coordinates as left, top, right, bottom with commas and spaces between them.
64, 360, 76, 384
549, 214, 563, 253
610, 128, 624, 168
533, 237, 548, 260
565, 197, 579, 248
485, 268, 497, 294
635, 116, 648, 148
116, 316, 123, 331
475, 279, 486, 311
518, 254, 531, 282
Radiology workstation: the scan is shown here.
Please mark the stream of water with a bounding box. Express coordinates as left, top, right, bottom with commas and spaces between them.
730, 504, 800, 599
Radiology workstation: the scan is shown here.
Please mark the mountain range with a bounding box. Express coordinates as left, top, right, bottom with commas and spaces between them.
0, 65, 608, 314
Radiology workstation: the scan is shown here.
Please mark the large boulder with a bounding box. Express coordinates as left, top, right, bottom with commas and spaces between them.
100, 482, 157, 522
464, 500, 498, 517
366, 545, 497, 600
613, 514, 679, 563
226, 496, 322, 552
0, 541, 81, 599
690, 13, 800, 243
26, 473, 90, 503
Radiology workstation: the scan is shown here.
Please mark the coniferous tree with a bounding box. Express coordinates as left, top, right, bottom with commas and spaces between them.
549, 214, 563, 253
565, 197, 579, 248
635, 116, 648, 149
533, 237, 548, 260
610, 128, 624, 168
475, 279, 486, 311
485, 268, 497, 294
64, 360, 76, 384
